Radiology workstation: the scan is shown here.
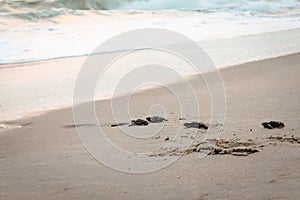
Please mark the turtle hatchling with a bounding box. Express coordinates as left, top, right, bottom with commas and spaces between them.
146, 116, 168, 123
129, 119, 149, 126
183, 121, 208, 129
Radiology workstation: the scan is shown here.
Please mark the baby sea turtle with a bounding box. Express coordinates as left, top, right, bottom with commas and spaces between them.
183, 121, 208, 129
129, 119, 149, 126
262, 121, 284, 129
146, 116, 167, 123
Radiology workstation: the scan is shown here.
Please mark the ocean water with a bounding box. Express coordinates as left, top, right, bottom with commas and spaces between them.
1, 0, 300, 66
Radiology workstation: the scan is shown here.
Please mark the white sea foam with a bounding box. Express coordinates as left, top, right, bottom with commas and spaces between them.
0, 0, 300, 65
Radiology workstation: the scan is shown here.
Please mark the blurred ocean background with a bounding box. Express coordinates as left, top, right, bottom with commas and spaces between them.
1, 0, 300, 66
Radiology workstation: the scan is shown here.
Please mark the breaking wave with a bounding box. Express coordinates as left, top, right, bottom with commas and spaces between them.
1, 0, 300, 19
1, 0, 300, 64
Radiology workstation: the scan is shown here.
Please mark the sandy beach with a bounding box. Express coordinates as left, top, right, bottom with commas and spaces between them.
0, 53, 300, 199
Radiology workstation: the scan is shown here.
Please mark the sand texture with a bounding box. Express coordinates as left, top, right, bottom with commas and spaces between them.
0, 53, 300, 200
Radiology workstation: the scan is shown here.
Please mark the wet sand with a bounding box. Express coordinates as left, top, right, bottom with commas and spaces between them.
0, 53, 300, 199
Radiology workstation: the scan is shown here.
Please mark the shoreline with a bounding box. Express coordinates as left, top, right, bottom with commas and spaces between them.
1, 27, 300, 67
1, 52, 300, 126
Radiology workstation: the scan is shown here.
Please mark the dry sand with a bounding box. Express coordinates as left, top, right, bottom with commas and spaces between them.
0, 53, 300, 199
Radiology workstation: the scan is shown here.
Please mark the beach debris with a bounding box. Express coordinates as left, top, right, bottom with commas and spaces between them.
211, 146, 259, 156
201, 139, 259, 156
267, 135, 300, 144
110, 123, 129, 127
165, 137, 170, 141
179, 117, 187, 120
148, 147, 179, 157
129, 119, 149, 126
148, 139, 259, 157
262, 121, 284, 129
183, 121, 208, 129
146, 116, 167, 123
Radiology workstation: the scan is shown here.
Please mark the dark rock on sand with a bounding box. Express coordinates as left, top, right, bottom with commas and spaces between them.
129, 119, 149, 126
146, 116, 167, 123
262, 121, 284, 129
183, 121, 208, 129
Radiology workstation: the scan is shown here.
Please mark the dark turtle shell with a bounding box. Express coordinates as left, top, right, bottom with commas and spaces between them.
262, 121, 284, 129
183, 121, 208, 129
130, 119, 149, 126
146, 116, 167, 123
